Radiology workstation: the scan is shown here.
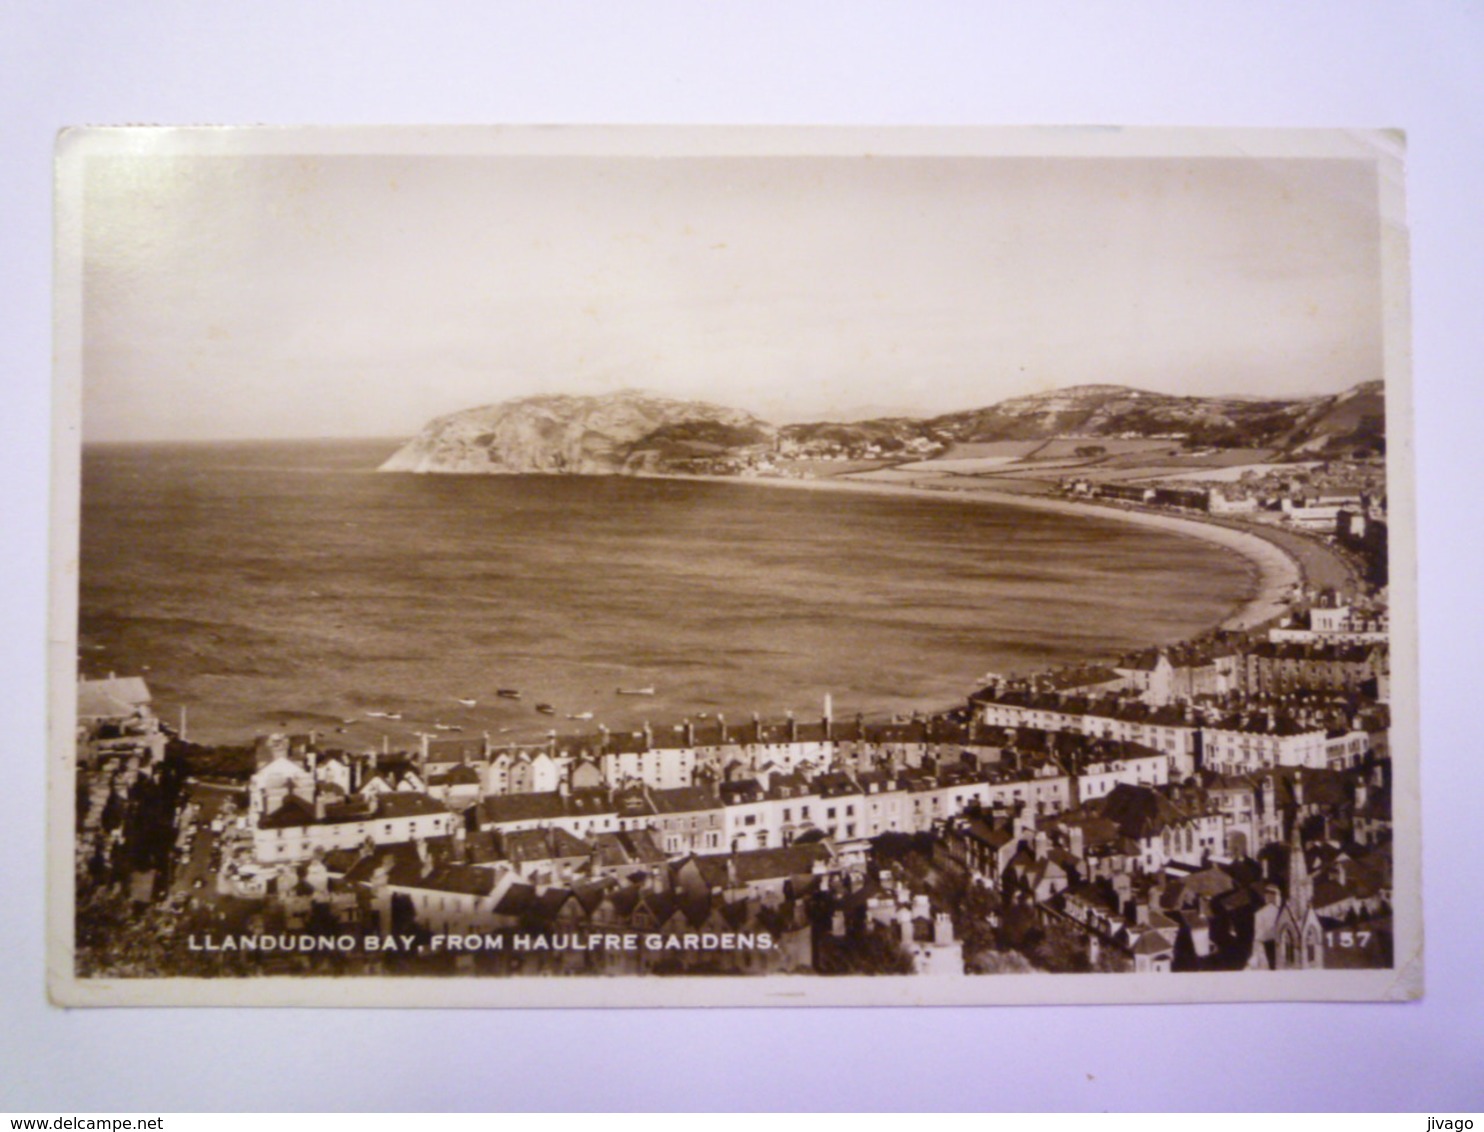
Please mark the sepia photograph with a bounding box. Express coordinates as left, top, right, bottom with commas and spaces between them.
49, 126, 1418, 1007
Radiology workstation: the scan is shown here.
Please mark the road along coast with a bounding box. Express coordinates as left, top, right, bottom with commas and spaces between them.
655, 472, 1303, 633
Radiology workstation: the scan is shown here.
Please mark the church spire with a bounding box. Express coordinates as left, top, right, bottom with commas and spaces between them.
1285, 819, 1312, 919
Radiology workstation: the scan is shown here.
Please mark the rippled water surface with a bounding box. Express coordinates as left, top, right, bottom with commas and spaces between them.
79, 440, 1252, 744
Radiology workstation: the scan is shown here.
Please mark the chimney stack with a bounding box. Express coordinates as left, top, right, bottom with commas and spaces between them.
934, 911, 954, 946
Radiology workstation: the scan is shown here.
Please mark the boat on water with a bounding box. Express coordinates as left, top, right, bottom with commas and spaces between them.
567, 711, 594, 721
535, 703, 556, 716
433, 722, 464, 732
616, 686, 656, 696
456, 697, 477, 707
496, 689, 522, 700
365, 711, 391, 719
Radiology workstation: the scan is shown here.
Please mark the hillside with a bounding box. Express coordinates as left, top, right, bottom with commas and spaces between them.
380, 381, 1384, 475
378, 390, 775, 475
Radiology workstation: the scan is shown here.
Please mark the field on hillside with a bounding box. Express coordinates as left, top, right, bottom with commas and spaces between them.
1028, 437, 1180, 460
938, 440, 1047, 459
895, 455, 1026, 473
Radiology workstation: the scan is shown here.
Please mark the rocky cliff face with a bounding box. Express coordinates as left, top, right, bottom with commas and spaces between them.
378, 389, 775, 475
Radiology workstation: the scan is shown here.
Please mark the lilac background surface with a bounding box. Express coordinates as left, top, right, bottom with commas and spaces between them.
3, 2, 1481, 1112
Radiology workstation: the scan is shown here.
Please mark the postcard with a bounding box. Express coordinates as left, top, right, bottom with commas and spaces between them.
49, 126, 1418, 1006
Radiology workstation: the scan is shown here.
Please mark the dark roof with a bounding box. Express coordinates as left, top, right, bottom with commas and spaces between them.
259, 791, 446, 830
958, 816, 1014, 851
718, 779, 764, 806
590, 829, 669, 869
689, 841, 833, 888
429, 764, 482, 787
1250, 640, 1385, 664
478, 789, 617, 826
566, 788, 615, 816
1208, 711, 1326, 737
375, 792, 449, 820
612, 787, 656, 818
1042, 666, 1124, 690
344, 846, 497, 897
423, 737, 488, 763
1094, 784, 1194, 841
1254, 767, 1350, 810
815, 772, 862, 798
765, 770, 813, 800
970, 687, 1198, 729
603, 730, 649, 755
650, 724, 698, 750
494, 882, 539, 915
479, 792, 568, 826
502, 826, 591, 864
648, 785, 719, 815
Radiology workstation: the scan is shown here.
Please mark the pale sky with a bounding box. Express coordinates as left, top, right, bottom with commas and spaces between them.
81, 152, 1383, 441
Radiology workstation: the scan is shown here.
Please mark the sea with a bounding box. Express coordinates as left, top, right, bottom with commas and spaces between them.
78, 439, 1254, 747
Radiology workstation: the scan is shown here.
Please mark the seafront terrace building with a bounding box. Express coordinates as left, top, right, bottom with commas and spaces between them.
1199, 711, 1329, 777
468, 735, 1176, 861
970, 686, 1203, 778
253, 790, 457, 864
1244, 640, 1388, 697
246, 712, 1187, 867
455, 711, 1007, 799
1269, 602, 1388, 646
476, 787, 648, 842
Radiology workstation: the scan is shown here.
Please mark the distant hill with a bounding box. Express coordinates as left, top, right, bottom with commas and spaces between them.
1283, 380, 1386, 456
925, 382, 1384, 455
380, 381, 1384, 474
378, 390, 775, 475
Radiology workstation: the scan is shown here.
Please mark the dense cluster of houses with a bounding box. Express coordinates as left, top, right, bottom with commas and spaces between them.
1062, 463, 1390, 563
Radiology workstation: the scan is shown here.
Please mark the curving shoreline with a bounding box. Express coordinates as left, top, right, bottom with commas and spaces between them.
652, 471, 1302, 633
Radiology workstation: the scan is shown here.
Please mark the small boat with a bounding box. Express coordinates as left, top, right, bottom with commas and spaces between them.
365, 711, 390, 719
617, 686, 656, 696
496, 689, 522, 700
433, 722, 463, 732
535, 703, 556, 716
456, 697, 477, 707
567, 711, 594, 721
385, 712, 403, 720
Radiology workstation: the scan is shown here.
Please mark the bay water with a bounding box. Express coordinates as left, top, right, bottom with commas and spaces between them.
78, 440, 1252, 746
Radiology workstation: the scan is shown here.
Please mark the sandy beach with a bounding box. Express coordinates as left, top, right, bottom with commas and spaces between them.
656, 471, 1302, 633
